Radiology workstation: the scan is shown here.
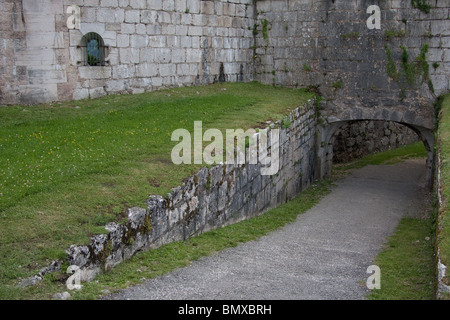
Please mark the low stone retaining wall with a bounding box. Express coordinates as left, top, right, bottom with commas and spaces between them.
435, 150, 450, 299
65, 99, 318, 282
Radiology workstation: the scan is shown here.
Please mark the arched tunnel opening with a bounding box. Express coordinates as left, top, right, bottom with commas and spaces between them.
316, 119, 435, 188
332, 120, 422, 164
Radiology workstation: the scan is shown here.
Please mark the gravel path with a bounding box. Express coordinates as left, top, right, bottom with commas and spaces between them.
104, 158, 429, 300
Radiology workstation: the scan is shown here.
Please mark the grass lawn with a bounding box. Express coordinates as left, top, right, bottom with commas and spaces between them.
436, 93, 450, 297
0, 82, 314, 299
366, 217, 435, 300
333, 141, 428, 172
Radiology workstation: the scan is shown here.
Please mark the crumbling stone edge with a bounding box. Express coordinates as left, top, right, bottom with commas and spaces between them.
434, 131, 450, 299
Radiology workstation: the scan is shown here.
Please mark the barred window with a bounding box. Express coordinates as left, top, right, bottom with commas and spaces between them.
80, 32, 106, 66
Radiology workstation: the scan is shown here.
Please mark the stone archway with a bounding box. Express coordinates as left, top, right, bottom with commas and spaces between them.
332, 121, 420, 164
315, 105, 435, 188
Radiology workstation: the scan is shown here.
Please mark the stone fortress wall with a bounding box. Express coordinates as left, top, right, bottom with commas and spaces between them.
1, 0, 449, 106
254, 0, 449, 104
0, 0, 257, 105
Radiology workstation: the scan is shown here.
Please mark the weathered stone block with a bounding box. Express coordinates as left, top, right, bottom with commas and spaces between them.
105, 79, 126, 92
186, 0, 200, 14
100, 0, 118, 7
163, 0, 175, 11
79, 66, 112, 79
129, 0, 146, 9
89, 87, 106, 99
112, 64, 135, 79
136, 63, 158, 77
97, 8, 124, 23
130, 34, 148, 48
125, 9, 140, 23
146, 0, 162, 10
119, 23, 135, 34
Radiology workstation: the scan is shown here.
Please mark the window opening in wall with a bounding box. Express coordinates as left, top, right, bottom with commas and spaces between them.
80, 32, 106, 66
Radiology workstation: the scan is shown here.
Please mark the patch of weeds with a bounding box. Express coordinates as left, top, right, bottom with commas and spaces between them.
281, 116, 291, 129
332, 79, 343, 90
261, 18, 270, 46
341, 32, 359, 40
384, 42, 434, 98
384, 29, 406, 41
253, 23, 259, 37
411, 0, 431, 14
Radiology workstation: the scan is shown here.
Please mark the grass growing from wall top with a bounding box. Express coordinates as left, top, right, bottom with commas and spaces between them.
0, 82, 314, 299
436, 93, 450, 297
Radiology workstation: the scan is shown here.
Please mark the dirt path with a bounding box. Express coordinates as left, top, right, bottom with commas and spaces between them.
104, 158, 430, 300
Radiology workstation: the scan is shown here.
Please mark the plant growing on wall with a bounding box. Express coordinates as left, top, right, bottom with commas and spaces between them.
411, 0, 431, 14
261, 18, 270, 47
87, 54, 100, 66
385, 40, 434, 99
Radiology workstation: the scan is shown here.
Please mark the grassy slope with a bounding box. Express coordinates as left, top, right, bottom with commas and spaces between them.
0, 82, 314, 299
437, 94, 450, 297
366, 217, 435, 300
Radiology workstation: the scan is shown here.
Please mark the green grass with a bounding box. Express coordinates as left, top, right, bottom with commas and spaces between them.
366, 217, 435, 300
0, 82, 314, 299
437, 94, 450, 293
333, 141, 428, 172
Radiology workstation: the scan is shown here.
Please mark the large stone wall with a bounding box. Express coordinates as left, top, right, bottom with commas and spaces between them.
1, 0, 448, 106
0, 0, 256, 104
0, 0, 69, 104
65, 100, 318, 282
254, 0, 450, 106
251, 0, 446, 184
